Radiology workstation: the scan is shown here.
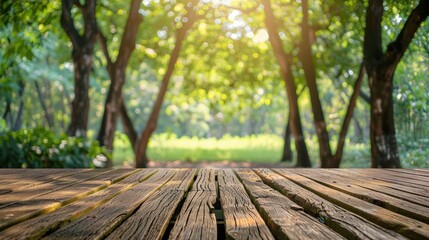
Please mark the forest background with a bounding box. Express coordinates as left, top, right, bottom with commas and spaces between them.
0, 0, 428, 168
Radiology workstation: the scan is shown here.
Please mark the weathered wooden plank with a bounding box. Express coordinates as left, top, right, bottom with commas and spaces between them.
235, 169, 344, 240
352, 169, 429, 189
218, 169, 274, 240
0, 169, 150, 240
169, 169, 217, 240
0, 169, 27, 174
343, 169, 429, 194
107, 169, 196, 240
274, 169, 429, 239
0, 169, 66, 181
0, 169, 88, 195
388, 169, 429, 178
0, 169, 133, 231
294, 169, 429, 223
320, 169, 429, 206
377, 169, 429, 182
0, 169, 33, 180
254, 169, 405, 240
0, 169, 111, 209
0, 169, 69, 187
332, 169, 429, 198
43, 169, 177, 240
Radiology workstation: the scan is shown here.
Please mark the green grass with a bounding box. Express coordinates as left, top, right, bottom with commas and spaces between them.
112, 132, 427, 168
113, 133, 284, 166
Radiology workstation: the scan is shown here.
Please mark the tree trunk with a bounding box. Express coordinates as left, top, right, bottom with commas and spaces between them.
281, 115, 293, 162
298, 0, 334, 167
2, 99, 12, 127
332, 62, 366, 167
96, 0, 143, 167
61, 0, 97, 137
364, 0, 429, 167
353, 116, 364, 143
135, 7, 197, 168
35, 81, 54, 128
120, 100, 137, 151
369, 72, 400, 167
67, 51, 91, 136
262, 0, 311, 167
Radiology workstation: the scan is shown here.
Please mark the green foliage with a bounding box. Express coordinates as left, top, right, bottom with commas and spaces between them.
398, 137, 429, 168
0, 128, 103, 168
1, 0, 428, 168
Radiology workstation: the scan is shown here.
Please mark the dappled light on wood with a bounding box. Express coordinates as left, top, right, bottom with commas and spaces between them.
0, 169, 428, 239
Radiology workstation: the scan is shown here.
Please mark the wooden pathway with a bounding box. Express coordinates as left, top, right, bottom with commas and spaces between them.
0, 168, 428, 239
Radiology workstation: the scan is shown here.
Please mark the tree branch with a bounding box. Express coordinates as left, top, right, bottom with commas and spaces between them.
96, 27, 113, 71
384, 0, 429, 65
60, 0, 82, 48
115, 0, 144, 68
74, 1, 84, 10
120, 101, 137, 150
359, 90, 371, 104
334, 61, 366, 166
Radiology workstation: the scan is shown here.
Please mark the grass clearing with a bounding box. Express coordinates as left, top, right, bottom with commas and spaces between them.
113, 132, 427, 168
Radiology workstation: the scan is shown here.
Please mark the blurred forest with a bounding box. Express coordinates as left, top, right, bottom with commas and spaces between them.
0, 0, 428, 168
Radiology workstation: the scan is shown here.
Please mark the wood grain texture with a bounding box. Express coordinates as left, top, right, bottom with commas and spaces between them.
0, 169, 147, 240
0, 169, 109, 209
0, 168, 428, 240
387, 169, 429, 178
0, 169, 87, 195
0, 169, 68, 183
106, 169, 196, 240
43, 169, 176, 240
218, 169, 274, 240
0, 169, 132, 231
320, 169, 429, 206
169, 169, 217, 240
254, 168, 405, 240
351, 169, 429, 190
274, 169, 429, 239
339, 169, 429, 198
0, 169, 38, 180
235, 169, 344, 240
382, 169, 429, 181
294, 169, 429, 223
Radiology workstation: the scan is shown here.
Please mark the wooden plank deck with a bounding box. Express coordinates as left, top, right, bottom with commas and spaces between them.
0, 169, 428, 240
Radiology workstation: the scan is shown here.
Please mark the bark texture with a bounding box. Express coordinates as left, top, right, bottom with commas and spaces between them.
61, 0, 97, 137
364, 0, 429, 167
262, 0, 311, 167
96, 0, 143, 157
298, 0, 333, 167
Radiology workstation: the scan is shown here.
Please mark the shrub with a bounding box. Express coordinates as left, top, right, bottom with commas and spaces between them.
0, 128, 103, 168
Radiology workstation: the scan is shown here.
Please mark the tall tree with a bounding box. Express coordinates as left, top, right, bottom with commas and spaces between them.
291, 0, 367, 167
261, 0, 311, 167
96, 0, 144, 167
363, 0, 429, 167
61, 0, 98, 137
281, 86, 305, 162
281, 115, 292, 162
133, 3, 198, 167
298, 0, 333, 166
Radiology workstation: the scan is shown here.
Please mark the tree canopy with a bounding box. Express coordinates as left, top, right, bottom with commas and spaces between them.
1, 0, 428, 168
